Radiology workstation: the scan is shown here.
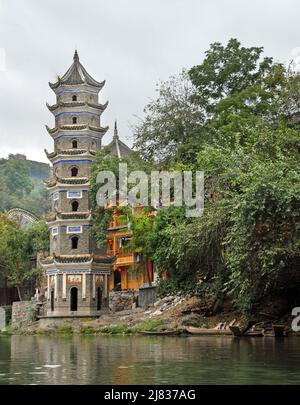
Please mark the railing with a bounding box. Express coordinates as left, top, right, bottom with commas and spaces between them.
116, 254, 134, 265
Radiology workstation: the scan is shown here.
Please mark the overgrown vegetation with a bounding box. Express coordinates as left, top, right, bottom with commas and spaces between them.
0, 213, 49, 300
90, 38, 300, 315
0, 156, 50, 216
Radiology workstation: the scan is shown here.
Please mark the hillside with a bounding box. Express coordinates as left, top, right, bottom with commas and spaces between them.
0, 154, 51, 217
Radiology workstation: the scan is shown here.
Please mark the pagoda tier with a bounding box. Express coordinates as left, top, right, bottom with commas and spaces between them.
42, 254, 115, 265
44, 148, 96, 160
45, 124, 108, 136
46, 101, 108, 112
46, 211, 92, 223
44, 176, 89, 188
49, 50, 105, 90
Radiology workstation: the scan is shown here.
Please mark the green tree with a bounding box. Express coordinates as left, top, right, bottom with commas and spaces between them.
0, 213, 45, 300
133, 70, 204, 165
0, 159, 33, 197
131, 38, 300, 313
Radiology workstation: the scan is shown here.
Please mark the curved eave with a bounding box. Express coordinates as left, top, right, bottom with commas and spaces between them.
45, 178, 90, 189
45, 125, 58, 135
49, 79, 105, 91
48, 124, 108, 133
46, 101, 108, 112
46, 215, 92, 226
88, 125, 109, 134
44, 148, 56, 159
88, 100, 109, 111
54, 258, 93, 266
46, 211, 92, 222
93, 255, 116, 265
47, 150, 96, 162
49, 79, 61, 90
41, 257, 94, 267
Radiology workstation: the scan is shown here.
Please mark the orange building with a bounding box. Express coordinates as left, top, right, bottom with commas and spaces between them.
104, 123, 155, 290
107, 207, 155, 291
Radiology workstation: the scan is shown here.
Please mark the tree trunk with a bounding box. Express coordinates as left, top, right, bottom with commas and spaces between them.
16, 285, 22, 301
146, 259, 152, 287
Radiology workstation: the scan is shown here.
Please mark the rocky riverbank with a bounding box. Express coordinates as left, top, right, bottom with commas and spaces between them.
1, 294, 297, 336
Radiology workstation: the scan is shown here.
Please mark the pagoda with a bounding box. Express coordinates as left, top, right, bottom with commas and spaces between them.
42, 51, 114, 317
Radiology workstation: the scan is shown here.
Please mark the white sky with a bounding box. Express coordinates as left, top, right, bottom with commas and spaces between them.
0, 0, 299, 163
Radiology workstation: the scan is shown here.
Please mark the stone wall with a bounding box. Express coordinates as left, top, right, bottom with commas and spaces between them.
109, 291, 138, 312
11, 301, 37, 328
0, 307, 5, 331
138, 286, 157, 308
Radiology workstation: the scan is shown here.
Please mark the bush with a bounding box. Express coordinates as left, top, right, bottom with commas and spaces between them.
79, 325, 98, 335
26, 306, 38, 323
133, 319, 167, 332
56, 324, 74, 334
100, 325, 131, 334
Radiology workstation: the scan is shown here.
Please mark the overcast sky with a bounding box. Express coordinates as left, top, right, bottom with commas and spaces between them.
0, 0, 299, 163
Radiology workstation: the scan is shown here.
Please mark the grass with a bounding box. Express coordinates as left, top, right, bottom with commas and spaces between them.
99, 325, 132, 335
55, 324, 74, 335
132, 319, 167, 332
1, 318, 171, 336
79, 325, 99, 335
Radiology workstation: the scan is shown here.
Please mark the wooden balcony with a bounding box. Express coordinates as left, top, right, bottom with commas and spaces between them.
115, 253, 134, 266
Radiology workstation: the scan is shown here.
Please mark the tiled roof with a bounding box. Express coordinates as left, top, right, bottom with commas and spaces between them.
47, 101, 108, 112
49, 50, 105, 89
106, 121, 132, 158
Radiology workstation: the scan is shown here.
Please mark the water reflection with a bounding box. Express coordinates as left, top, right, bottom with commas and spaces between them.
0, 335, 299, 384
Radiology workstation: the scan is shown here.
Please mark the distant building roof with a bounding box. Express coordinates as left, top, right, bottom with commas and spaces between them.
49, 50, 105, 90
8, 153, 26, 160
106, 121, 133, 158
8, 208, 38, 229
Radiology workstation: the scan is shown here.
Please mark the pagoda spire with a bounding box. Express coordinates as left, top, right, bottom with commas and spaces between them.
73, 49, 79, 62
113, 120, 119, 139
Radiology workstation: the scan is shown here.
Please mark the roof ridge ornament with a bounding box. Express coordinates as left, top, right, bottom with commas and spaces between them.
73, 49, 79, 62
114, 120, 119, 139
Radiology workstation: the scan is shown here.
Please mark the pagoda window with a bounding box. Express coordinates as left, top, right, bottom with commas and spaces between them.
72, 140, 78, 149
71, 236, 79, 249
72, 200, 79, 212
72, 117, 77, 124
71, 167, 78, 177
72, 95, 77, 101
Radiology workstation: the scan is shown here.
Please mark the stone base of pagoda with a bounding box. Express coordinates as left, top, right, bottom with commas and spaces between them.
43, 270, 111, 318
38, 313, 108, 328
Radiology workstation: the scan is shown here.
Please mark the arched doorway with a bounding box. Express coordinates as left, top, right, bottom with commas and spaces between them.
114, 270, 121, 290
71, 167, 78, 177
72, 200, 79, 212
70, 287, 78, 311
97, 287, 102, 311
50, 289, 55, 311
71, 236, 79, 250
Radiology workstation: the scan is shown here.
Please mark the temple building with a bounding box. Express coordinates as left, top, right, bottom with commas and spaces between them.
106, 206, 156, 291
41, 51, 114, 317
104, 122, 155, 290
107, 121, 133, 158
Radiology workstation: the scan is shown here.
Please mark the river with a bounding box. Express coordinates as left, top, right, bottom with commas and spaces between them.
0, 335, 299, 384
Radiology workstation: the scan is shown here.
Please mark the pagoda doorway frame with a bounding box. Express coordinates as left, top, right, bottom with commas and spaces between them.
70, 287, 78, 311
96, 287, 102, 311
50, 289, 55, 312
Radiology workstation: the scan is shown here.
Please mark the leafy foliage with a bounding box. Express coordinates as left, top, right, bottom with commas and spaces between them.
131, 38, 300, 314
0, 213, 48, 300
0, 157, 50, 216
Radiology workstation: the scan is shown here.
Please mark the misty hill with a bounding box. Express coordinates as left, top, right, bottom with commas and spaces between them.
0, 154, 51, 217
